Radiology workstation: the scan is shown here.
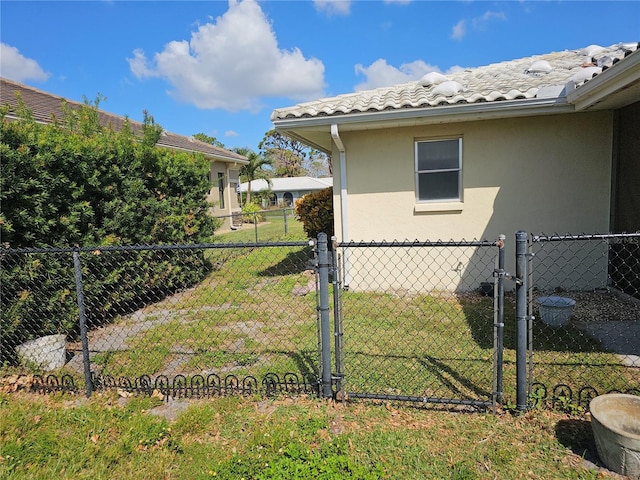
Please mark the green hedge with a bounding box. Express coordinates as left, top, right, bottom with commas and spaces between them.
0, 99, 219, 363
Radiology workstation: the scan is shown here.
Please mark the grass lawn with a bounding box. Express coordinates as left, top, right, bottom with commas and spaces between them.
0, 389, 615, 480
1, 213, 633, 478
214, 209, 302, 244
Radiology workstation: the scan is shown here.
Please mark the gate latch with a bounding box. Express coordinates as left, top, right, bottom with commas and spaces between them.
493, 269, 523, 285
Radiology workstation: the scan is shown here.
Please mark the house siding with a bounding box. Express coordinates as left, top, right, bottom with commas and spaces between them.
207, 163, 241, 229
333, 111, 613, 291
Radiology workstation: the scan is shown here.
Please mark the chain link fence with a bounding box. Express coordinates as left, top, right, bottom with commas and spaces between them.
334, 239, 502, 409
1, 241, 321, 397
527, 233, 640, 409
2, 231, 638, 410
214, 208, 296, 243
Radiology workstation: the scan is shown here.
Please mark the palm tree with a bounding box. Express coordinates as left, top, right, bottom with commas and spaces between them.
233, 147, 273, 205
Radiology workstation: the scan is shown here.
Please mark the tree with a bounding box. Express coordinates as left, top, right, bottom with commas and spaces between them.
259, 130, 331, 177
259, 130, 306, 177
234, 147, 272, 205
305, 149, 332, 177
192, 132, 225, 148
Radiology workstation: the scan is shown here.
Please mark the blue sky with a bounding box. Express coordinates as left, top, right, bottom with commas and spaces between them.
2, 0, 638, 152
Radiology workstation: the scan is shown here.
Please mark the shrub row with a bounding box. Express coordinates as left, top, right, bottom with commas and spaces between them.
0, 99, 218, 363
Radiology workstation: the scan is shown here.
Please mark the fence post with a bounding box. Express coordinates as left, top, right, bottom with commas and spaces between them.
284, 208, 288, 235
73, 250, 93, 398
253, 212, 259, 243
515, 231, 528, 411
494, 234, 506, 405
317, 232, 333, 398
331, 235, 344, 395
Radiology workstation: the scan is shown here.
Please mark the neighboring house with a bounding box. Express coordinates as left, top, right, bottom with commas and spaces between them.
1, 78, 248, 230
271, 43, 640, 290
240, 176, 333, 207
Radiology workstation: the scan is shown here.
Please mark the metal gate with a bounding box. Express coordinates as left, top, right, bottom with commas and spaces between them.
317, 234, 506, 410
521, 232, 640, 410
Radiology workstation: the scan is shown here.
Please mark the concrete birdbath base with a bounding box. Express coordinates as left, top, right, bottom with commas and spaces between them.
589, 393, 640, 479
16, 334, 67, 371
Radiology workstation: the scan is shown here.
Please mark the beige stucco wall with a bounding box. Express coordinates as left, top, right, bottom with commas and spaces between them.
332, 111, 614, 291
206, 162, 241, 230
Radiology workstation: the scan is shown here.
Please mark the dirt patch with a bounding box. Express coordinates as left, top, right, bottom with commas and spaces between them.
65, 303, 263, 378
148, 396, 192, 421
567, 290, 640, 323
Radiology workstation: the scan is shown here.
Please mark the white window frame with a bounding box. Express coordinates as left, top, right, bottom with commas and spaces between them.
415, 137, 462, 204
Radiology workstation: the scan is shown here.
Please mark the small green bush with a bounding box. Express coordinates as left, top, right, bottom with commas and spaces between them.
241, 203, 264, 223
294, 187, 334, 240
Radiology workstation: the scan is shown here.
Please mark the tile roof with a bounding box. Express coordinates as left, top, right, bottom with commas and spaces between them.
240, 176, 332, 193
271, 43, 639, 121
1, 77, 247, 164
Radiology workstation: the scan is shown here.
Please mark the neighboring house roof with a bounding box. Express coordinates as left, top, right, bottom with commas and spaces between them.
240, 176, 333, 193
1, 77, 248, 165
271, 43, 640, 153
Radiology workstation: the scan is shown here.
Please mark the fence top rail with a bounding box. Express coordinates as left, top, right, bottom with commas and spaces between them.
1, 240, 311, 255
531, 232, 640, 243
337, 239, 499, 248
213, 208, 295, 219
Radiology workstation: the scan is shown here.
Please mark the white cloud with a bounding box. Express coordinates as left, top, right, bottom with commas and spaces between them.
127, 48, 157, 79
225, 130, 239, 138
354, 59, 462, 90
451, 11, 506, 41
127, 0, 326, 112
472, 11, 507, 30
451, 20, 467, 41
313, 0, 351, 16
0, 43, 50, 82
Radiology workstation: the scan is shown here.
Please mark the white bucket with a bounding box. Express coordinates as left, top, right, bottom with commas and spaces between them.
16, 334, 67, 371
536, 296, 575, 327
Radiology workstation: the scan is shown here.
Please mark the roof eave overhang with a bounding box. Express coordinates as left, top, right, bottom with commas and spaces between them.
141, 143, 249, 165
280, 130, 330, 154
567, 50, 640, 111
3, 113, 50, 126
273, 96, 575, 154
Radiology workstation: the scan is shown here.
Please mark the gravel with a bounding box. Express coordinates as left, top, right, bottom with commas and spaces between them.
549, 290, 640, 323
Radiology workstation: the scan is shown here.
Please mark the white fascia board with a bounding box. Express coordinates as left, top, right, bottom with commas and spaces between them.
567, 51, 640, 111
273, 96, 575, 134
158, 144, 249, 164
3, 113, 49, 125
